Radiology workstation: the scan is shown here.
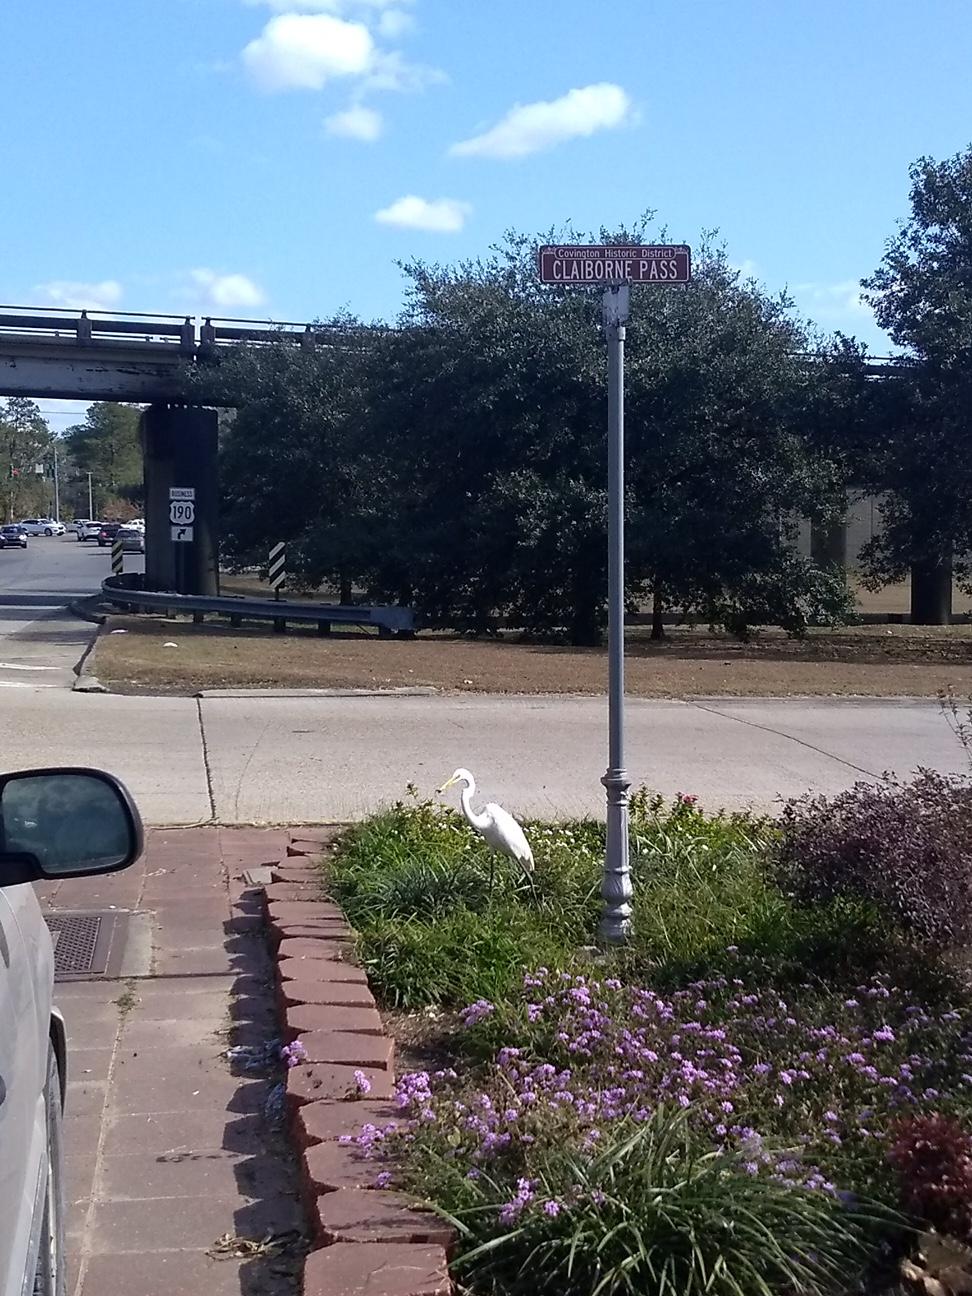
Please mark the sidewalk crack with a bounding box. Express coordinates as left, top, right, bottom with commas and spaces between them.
684, 700, 885, 782
196, 697, 217, 823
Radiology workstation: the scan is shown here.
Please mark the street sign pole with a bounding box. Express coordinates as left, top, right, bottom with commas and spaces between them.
536, 243, 691, 946
600, 284, 632, 945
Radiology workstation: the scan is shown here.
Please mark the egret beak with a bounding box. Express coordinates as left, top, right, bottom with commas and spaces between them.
436, 776, 457, 794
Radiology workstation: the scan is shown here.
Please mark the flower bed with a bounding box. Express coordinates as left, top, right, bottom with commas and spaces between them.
325, 768, 972, 1294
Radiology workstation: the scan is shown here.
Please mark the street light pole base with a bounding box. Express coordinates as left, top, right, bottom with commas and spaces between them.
599, 766, 632, 945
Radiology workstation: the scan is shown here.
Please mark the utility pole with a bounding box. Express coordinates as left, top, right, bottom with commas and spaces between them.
87, 471, 94, 520
52, 443, 60, 523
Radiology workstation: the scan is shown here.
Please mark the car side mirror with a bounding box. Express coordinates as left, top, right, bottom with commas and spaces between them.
0, 768, 143, 883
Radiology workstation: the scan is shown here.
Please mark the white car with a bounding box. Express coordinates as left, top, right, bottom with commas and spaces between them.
18, 520, 65, 538
75, 521, 103, 542
0, 767, 143, 1296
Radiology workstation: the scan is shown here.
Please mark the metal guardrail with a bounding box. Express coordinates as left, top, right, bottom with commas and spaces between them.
0, 306, 366, 352
102, 575, 415, 637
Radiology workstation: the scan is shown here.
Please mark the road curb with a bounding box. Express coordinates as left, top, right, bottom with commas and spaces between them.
72, 673, 107, 693
67, 596, 109, 626
256, 831, 454, 1293
196, 687, 439, 699
71, 616, 109, 692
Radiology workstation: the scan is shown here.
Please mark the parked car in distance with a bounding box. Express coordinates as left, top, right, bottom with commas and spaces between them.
19, 519, 65, 537
76, 521, 104, 542
65, 520, 89, 537
0, 766, 143, 1296
96, 523, 122, 547
0, 525, 28, 549
115, 526, 145, 554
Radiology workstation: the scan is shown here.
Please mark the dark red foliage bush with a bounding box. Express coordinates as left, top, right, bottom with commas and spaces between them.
889, 1114, 972, 1240
776, 770, 972, 946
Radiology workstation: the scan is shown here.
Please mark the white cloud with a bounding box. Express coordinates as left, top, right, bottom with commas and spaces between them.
377, 8, 414, 38
242, 13, 374, 91
374, 195, 470, 233
245, 0, 410, 12
363, 47, 442, 93
190, 269, 266, 309
732, 259, 759, 280
792, 280, 871, 319
325, 104, 383, 140
35, 279, 123, 311
450, 83, 633, 160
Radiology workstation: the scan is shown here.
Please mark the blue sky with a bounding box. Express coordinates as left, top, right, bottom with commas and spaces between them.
3, 0, 972, 428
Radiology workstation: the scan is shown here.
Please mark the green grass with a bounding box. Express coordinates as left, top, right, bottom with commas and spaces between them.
329, 789, 891, 1009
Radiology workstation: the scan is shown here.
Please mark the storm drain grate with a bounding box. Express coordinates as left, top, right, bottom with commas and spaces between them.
44, 911, 129, 980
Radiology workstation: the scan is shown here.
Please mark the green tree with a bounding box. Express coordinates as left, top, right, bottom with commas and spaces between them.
63, 403, 143, 516
860, 145, 972, 622
209, 227, 852, 644
0, 397, 52, 522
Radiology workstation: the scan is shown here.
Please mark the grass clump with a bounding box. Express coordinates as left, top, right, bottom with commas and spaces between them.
430, 1111, 882, 1296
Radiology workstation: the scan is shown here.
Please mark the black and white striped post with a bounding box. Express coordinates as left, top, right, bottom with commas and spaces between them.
111, 538, 123, 576
269, 542, 286, 602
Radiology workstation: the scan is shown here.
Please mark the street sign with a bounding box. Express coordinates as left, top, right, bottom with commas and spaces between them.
169, 499, 196, 525
269, 542, 286, 591
538, 244, 691, 285
171, 525, 193, 543
169, 487, 195, 501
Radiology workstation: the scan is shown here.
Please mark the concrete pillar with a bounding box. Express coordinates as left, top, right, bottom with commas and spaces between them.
811, 518, 848, 569
911, 554, 952, 625
141, 404, 219, 596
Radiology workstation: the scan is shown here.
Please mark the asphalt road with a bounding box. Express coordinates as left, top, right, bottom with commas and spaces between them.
0, 533, 142, 688
0, 541, 968, 824
0, 689, 966, 826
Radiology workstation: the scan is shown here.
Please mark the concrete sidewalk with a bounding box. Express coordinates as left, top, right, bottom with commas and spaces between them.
2, 691, 969, 825
39, 827, 305, 1296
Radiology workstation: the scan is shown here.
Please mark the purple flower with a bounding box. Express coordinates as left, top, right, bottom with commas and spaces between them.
461, 999, 496, 1028
543, 1200, 562, 1217
353, 1069, 372, 1095
280, 1040, 307, 1068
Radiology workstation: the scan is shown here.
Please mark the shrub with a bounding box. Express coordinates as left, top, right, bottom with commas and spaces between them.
776, 770, 972, 947
889, 1114, 972, 1242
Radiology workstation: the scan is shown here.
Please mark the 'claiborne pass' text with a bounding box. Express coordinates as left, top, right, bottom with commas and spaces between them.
538, 244, 692, 285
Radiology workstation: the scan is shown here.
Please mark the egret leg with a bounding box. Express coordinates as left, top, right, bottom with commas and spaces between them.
524, 866, 538, 905
488, 853, 496, 904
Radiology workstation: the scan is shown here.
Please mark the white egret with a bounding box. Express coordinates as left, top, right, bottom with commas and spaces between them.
436, 768, 535, 875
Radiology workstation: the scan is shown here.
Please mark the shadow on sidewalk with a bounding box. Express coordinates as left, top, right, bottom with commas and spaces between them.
222, 889, 310, 1295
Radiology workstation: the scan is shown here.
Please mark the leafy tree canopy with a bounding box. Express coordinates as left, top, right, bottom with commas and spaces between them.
207, 224, 854, 642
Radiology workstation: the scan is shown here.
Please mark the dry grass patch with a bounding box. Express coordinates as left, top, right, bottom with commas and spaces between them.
91, 614, 972, 697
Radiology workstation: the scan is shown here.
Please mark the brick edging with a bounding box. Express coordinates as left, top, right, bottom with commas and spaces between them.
263, 831, 453, 1296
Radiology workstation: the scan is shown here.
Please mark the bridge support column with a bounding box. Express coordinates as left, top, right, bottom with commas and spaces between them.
141, 405, 219, 596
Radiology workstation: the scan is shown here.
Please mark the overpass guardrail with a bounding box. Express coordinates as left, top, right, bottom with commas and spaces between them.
102, 574, 415, 637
